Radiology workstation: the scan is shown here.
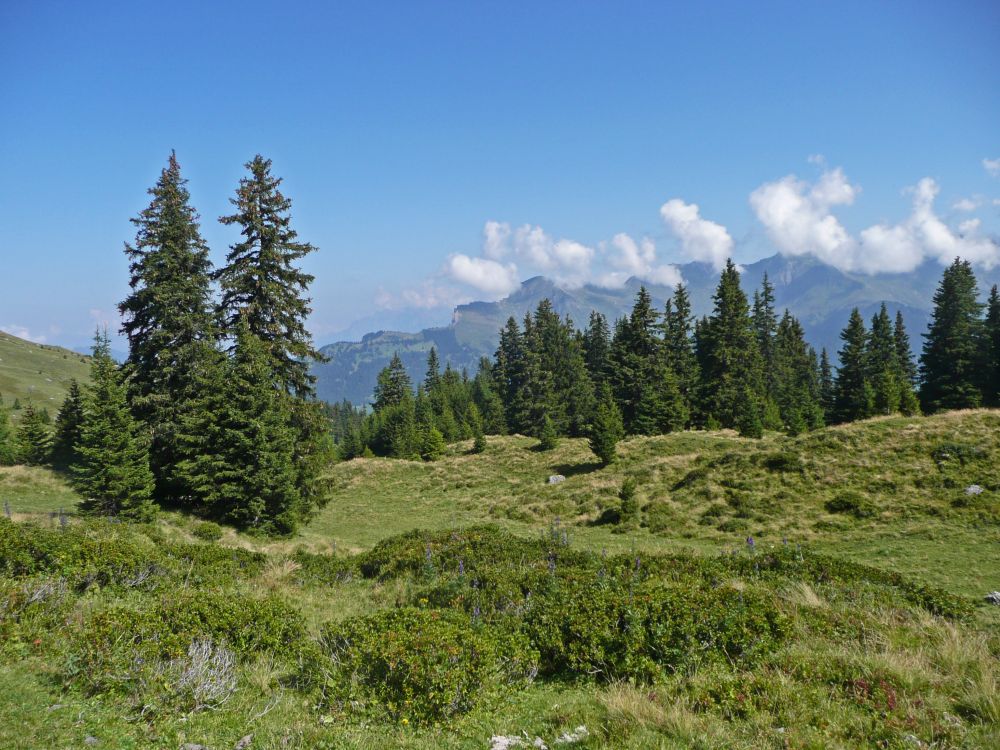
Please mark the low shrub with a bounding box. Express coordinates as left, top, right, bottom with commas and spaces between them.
524, 577, 787, 682
161, 542, 266, 586
0, 517, 163, 590
192, 521, 224, 542
824, 491, 876, 519
760, 451, 804, 473
292, 549, 355, 586
319, 607, 538, 724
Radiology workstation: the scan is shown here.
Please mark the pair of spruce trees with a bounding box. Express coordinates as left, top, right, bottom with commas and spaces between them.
51, 153, 330, 534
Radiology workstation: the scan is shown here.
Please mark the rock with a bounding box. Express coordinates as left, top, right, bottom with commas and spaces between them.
547, 475, 565, 485
555, 725, 589, 744
84, 738, 99, 747
234, 736, 253, 750
985, 591, 1000, 605
965, 484, 984, 495
180, 745, 207, 750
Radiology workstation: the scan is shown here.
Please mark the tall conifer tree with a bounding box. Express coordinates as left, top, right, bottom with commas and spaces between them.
919, 259, 983, 412
981, 285, 1000, 407
832, 309, 873, 423
51, 379, 85, 469
893, 310, 918, 387
217, 155, 326, 396
661, 284, 699, 417
119, 152, 216, 498
697, 261, 765, 433
818, 348, 835, 421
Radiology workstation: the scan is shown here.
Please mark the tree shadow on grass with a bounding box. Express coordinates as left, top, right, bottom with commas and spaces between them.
551, 461, 604, 478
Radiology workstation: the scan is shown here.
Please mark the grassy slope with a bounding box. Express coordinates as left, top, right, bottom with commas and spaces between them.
0, 331, 90, 415
2, 410, 999, 748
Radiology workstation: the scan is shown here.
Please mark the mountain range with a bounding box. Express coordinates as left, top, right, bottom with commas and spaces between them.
313, 253, 1000, 405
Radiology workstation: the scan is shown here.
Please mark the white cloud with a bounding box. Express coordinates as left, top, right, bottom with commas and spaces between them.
984, 158, 1000, 178
752, 166, 1000, 273
953, 197, 980, 212
748, 167, 858, 268
445, 254, 521, 297
659, 199, 733, 270
1, 324, 46, 343
375, 282, 462, 311
597, 233, 682, 288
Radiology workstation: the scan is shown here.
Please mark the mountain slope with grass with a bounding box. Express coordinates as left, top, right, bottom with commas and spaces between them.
0, 331, 90, 416
1, 410, 998, 748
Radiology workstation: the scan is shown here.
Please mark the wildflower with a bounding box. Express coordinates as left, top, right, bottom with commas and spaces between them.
458, 559, 464, 575
746, 536, 755, 552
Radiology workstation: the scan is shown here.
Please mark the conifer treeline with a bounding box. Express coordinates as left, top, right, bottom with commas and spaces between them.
0, 153, 332, 533
343, 258, 1000, 462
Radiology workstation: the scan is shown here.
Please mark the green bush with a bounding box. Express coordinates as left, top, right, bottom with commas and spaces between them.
292, 549, 355, 586
161, 542, 266, 586
524, 577, 787, 682
824, 491, 876, 519
0, 518, 162, 590
319, 607, 538, 724
192, 521, 224, 542
77, 590, 306, 664
760, 451, 804, 473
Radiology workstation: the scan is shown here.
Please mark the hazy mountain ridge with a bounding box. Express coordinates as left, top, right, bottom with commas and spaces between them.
312, 254, 1000, 405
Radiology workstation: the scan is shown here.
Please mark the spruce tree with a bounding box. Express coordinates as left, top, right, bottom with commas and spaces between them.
51, 379, 85, 469
752, 273, 778, 391
582, 311, 611, 387
661, 284, 699, 417
772, 311, 823, 434
424, 347, 441, 392
74, 331, 156, 521
589, 385, 624, 465
893, 310, 918, 387
420, 426, 446, 461
867, 304, 901, 415
16, 402, 52, 466
173, 323, 301, 533
373, 354, 413, 410
217, 155, 327, 397
697, 260, 766, 431
538, 414, 558, 451
118, 152, 217, 498
919, 259, 984, 412
832, 309, 873, 423
471, 358, 506, 435
979, 285, 1000, 407
818, 348, 835, 421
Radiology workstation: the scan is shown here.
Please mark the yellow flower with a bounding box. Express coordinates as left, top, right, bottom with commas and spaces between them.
401, 718, 409, 725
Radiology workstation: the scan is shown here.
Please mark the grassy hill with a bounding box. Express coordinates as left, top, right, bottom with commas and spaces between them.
1, 411, 998, 748
0, 331, 90, 416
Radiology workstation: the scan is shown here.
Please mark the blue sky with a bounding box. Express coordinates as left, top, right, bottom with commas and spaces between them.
1, 0, 998, 348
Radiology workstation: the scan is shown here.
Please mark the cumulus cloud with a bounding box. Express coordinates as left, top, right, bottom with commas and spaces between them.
749, 167, 858, 267
752, 166, 1000, 273
445, 254, 521, 297
984, 158, 1000, 178
597, 233, 683, 288
474, 222, 596, 287
1, 324, 46, 343
659, 199, 733, 270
